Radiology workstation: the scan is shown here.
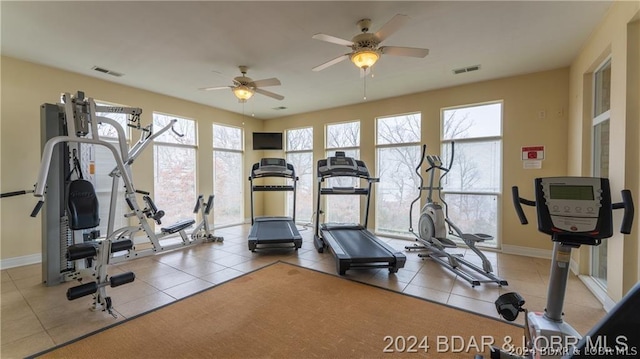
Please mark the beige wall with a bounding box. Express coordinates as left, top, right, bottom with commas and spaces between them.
0, 56, 264, 261
567, 1, 640, 300
264, 68, 571, 252
1, 56, 571, 265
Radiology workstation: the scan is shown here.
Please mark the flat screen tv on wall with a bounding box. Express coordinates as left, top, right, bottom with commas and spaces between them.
252, 132, 283, 150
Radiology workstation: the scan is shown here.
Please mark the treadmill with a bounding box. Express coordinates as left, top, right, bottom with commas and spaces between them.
314, 152, 406, 275
248, 158, 303, 251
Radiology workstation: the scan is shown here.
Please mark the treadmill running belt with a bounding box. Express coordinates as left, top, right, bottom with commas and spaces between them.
254, 220, 296, 240
325, 229, 394, 259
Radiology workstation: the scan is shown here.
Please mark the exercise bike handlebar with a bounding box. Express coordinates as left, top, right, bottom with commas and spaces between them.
616, 189, 634, 234
511, 186, 535, 225
512, 186, 635, 234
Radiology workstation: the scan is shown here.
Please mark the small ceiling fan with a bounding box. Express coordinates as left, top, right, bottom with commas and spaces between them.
199, 66, 284, 102
312, 14, 429, 74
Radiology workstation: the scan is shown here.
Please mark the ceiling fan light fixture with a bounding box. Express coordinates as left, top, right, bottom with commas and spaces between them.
232, 85, 254, 102
350, 49, 379, 69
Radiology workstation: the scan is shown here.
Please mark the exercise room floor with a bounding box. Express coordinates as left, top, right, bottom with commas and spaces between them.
1, 224, 607, 358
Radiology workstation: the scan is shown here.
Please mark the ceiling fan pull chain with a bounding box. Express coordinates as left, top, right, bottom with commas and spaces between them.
363, 74, 367, 100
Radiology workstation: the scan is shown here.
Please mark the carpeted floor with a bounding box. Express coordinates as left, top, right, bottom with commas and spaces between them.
32, 262, 523, 358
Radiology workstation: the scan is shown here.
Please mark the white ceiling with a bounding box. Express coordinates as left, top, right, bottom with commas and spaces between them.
1, 1, 612, 120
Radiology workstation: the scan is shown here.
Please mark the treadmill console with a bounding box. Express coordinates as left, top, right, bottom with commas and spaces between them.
318, 151, 370, 178
251, 158, 294, 178
535, 177, 613, 240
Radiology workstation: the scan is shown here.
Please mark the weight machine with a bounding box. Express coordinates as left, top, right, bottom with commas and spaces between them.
3, 91, 217, 315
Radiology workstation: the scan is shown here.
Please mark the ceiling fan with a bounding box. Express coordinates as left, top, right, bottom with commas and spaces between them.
312, 14, 429, 74
199, 66, 284, 102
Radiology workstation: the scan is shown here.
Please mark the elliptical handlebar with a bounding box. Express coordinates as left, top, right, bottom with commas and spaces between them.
408, 145, 428, 233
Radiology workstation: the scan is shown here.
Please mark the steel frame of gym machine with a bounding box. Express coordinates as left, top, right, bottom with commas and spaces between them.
406, 144, 507, 287
248, 158, 302, 251
484, 177, 635, 359
24, 91, 220, 314
313, 152, 406, 275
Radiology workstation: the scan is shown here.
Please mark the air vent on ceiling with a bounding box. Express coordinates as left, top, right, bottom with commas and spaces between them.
92, 66, 124, 77
272, 106, 287, 110
452, 65, 481, 75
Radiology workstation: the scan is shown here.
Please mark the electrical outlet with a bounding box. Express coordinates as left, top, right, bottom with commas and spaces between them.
538, 110, 547, 119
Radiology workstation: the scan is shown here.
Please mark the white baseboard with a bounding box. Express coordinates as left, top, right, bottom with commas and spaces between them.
0, 253, 41, 270
501, 244, 552, 259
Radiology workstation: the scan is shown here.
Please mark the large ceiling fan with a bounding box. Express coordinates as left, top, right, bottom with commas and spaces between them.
312, 14, 429, 74
199, 66, 284, 102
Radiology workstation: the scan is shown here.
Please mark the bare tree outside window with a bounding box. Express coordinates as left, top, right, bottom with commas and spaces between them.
153, 113, 197, 228
375, 113, 421, 236
285, 127, 313, 224
325, 121, 361, 224
441, 103, 502, 247
213, 124, 243, 226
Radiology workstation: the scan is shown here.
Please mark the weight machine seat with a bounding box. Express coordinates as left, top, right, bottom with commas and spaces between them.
161, 219, 195, 234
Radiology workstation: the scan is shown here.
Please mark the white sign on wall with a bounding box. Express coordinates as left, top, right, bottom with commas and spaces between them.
522, 145, 544, 169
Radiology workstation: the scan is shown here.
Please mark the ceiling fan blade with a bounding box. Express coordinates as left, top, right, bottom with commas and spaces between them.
250, 77, 281, 88
374, 14, 410, 43
254, 88, 284, 101
312, 33, 354, 47
380, 46, 429, 58
312, 54, 350, 72
199, 86, 232, 91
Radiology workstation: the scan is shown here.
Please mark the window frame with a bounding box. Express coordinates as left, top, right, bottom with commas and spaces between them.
440, 101, 503, 248
374, 112, 422, 237
212, 123, 245, 227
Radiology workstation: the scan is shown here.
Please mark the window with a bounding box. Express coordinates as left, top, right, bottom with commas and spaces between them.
375, 113, 422, 236
153, 113, 197, 227
325, 121, 360, 224
591, 58, 611, 287
213, 124, 244, 226
285, 127, 313, 224
80, 101, 130, 238
441, 102, 502, 247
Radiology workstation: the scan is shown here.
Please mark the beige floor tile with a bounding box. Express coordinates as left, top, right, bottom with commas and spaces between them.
1, 331, 55, 359
0, 311, 45, 345
162, 278, 215, 299
5, 263, 41, 281
144, 270, 198, 290
112, 291, 176, 318
199, 267, 245, 285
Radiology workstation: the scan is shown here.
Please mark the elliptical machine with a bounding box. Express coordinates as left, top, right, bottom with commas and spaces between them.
490, 177, 635, 358
406, 144, 507, 287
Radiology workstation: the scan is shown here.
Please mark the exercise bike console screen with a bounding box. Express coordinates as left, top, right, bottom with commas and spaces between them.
536, 177, 612, 240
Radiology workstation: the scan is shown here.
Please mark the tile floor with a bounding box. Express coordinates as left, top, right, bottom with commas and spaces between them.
1, 225, 607, 358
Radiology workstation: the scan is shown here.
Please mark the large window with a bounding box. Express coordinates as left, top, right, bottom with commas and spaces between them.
591, 58, 611, 287
285, 127, 314, 224
212, 124, 244, 226
325, 121, 360, 224
375, 113, 422, 236
153, 113, 197, 227
441, 102, 502, 247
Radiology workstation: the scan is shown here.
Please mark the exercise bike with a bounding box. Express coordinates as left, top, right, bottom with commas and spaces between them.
406, 144, 507, 287
487, 176, 635, 358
